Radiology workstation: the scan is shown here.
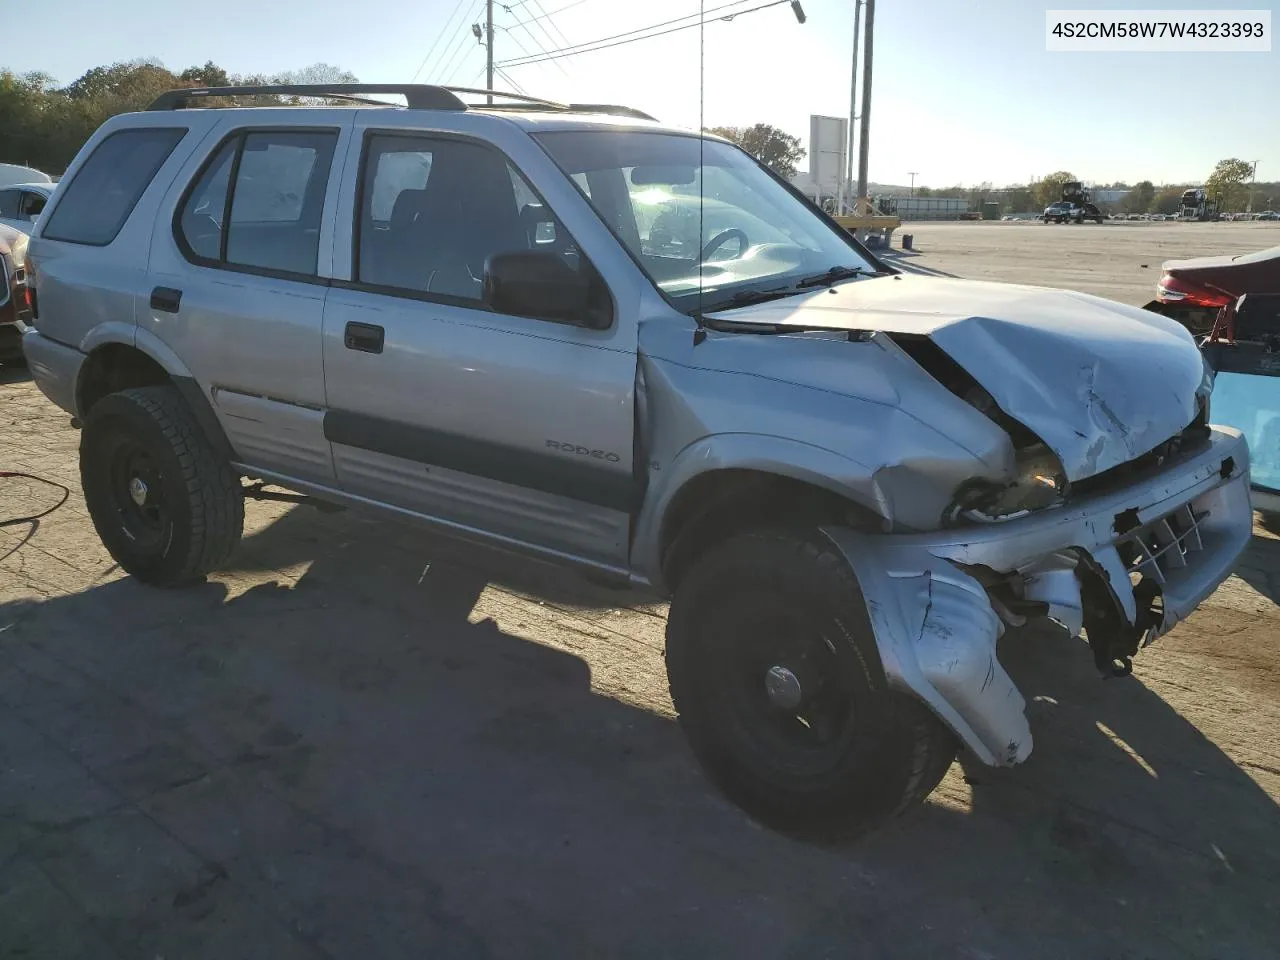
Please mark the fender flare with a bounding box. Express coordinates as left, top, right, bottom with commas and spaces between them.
631, 433, 891, 586
76, 324, 235, 462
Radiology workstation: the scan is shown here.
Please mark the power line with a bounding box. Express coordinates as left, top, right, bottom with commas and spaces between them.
526, 0, 575, 49
498, 0, 783, 66
502, 4, 572, 78
493, 65, 530, 94
511, 0, 576, 70
431, 0, 486, 83
505, 0, 591, 29
412, 0, 472, 82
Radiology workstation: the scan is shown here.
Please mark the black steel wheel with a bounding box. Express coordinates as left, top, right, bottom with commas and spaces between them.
666, 531, 956, 839
81, 386, 243, 586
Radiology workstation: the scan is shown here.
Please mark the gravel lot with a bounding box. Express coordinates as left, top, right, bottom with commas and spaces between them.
2, 221, 1279, 959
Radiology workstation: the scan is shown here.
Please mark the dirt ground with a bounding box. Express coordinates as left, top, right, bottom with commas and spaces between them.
2, 221, 1279, 959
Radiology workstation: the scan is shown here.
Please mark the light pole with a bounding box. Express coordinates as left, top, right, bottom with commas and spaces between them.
472, 0, 495, 102
841, 1, 863, 215
1247, 160, 1259, 215
854, 0, 875, 211
908, 171, 918, 197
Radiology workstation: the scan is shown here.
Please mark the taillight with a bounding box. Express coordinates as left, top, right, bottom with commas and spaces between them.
1157, 273, 1233, 308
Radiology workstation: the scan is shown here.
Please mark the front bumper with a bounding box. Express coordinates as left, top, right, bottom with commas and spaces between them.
21, 328, 83, 415
823, 426, 1252, 767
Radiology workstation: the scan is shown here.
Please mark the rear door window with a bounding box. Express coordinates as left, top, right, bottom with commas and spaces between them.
176, 130, 337, 277
0, 189, 18, 219
41, 128, 186, 245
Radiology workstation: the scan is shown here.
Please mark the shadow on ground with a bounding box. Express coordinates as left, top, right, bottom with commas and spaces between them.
3, 503, 1279, 958
0, 362, 32, 385
1237, 529, 1280, 604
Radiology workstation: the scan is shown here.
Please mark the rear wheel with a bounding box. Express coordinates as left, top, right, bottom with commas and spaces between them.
665, 531, 956, 839
81, 386, 243, 586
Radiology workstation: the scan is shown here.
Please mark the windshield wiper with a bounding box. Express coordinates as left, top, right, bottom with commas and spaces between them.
794, 265, 868, 288
700, 286, 799, 312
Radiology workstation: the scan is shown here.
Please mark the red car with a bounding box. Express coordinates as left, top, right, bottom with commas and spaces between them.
0, 223, 30, 364
1147, 244, 1280, 337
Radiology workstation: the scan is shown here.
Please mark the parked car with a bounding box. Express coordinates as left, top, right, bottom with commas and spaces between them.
0, 223, 30, 364
0, 162, 52, 189
1146, 244, 1280, 337
1257, 211, 1280, 221
0, 182, 54, 239
22, 83, 1253, 838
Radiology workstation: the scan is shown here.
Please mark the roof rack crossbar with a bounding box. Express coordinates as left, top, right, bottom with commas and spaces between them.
147, 84, 467, 112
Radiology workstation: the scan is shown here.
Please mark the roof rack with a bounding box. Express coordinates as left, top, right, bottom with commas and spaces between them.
565, 103, 658, 122
147, 84, 468, 111
146, 84, 658, 122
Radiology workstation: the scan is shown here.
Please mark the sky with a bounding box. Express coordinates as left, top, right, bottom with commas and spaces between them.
4, 0, 1277, 188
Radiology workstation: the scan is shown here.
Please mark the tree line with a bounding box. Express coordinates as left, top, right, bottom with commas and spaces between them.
913, 160, 1273, 215
0, 60, 356, 174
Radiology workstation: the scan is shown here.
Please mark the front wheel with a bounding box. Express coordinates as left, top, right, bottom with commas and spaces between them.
665, 531, 956, 838
81, 386, 244, 586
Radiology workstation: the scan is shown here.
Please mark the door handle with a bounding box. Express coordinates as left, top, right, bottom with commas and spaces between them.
343, 321, 384, 354
150, 286, 182, 313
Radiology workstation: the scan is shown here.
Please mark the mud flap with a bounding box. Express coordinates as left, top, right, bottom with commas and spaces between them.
819, 527, 1033, 767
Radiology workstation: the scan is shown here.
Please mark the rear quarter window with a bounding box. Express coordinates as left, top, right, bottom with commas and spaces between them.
41, 127, 187, 246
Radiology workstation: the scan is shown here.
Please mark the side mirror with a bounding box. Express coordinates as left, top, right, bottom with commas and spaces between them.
482, 250, 606, 329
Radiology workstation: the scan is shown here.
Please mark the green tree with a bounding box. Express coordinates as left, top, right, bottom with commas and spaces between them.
997, 185, 1035, 214
1123, 180, 1155, 214
1033, 171, 1077, 209
1205, 158, 1254, 211
1152, 185, 1187, 216
705, 123, 805, 179
179, 61, 231, 87
0, 60, 360, 175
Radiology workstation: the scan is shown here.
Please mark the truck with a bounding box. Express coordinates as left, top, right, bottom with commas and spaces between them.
1043, 181, 1104, 224
1180, 188, 1221, 222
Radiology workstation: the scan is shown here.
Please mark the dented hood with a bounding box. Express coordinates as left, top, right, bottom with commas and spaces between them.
705, 274, 1205, 481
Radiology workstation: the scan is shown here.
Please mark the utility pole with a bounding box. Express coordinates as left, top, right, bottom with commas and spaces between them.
908, 171, 918, 197
486, 0, 494, 102
840, 0, 862, 215
854, 0, 875, 211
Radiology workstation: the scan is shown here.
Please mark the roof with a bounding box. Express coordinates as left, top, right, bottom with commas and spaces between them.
0, 182, 54, 194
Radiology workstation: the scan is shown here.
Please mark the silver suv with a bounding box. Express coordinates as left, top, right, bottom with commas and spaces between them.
22, 84, 1253, 838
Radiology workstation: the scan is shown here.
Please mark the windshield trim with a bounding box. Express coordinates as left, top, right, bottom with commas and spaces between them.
531, 129, 891, 317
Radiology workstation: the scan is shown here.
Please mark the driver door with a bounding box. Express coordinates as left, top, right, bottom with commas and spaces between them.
321, 123, 640, 570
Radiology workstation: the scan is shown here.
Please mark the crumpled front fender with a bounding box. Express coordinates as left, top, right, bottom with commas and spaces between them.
819, 526, 1033, 766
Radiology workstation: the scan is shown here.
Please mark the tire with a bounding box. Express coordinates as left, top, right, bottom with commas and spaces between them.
80, 386, 244, 586
665, 531, 956, 839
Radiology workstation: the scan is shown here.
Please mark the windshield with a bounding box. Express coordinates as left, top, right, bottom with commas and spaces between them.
535, 130, 874, 313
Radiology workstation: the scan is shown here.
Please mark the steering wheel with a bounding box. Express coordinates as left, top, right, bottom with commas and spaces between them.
699, 228, 749, 263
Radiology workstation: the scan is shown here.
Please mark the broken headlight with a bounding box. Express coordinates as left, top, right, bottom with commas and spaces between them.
945, 443, 1066, 525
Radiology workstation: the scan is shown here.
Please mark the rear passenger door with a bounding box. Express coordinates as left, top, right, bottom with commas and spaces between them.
321, 124, 639, 570
145, 116, 352, 485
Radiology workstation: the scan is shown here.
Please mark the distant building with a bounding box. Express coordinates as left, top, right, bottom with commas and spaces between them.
876, 196, 969, 221
1091, 188, 1130, 206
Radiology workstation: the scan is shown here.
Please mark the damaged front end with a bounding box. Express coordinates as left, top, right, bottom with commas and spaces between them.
820, 426, 1251, 767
